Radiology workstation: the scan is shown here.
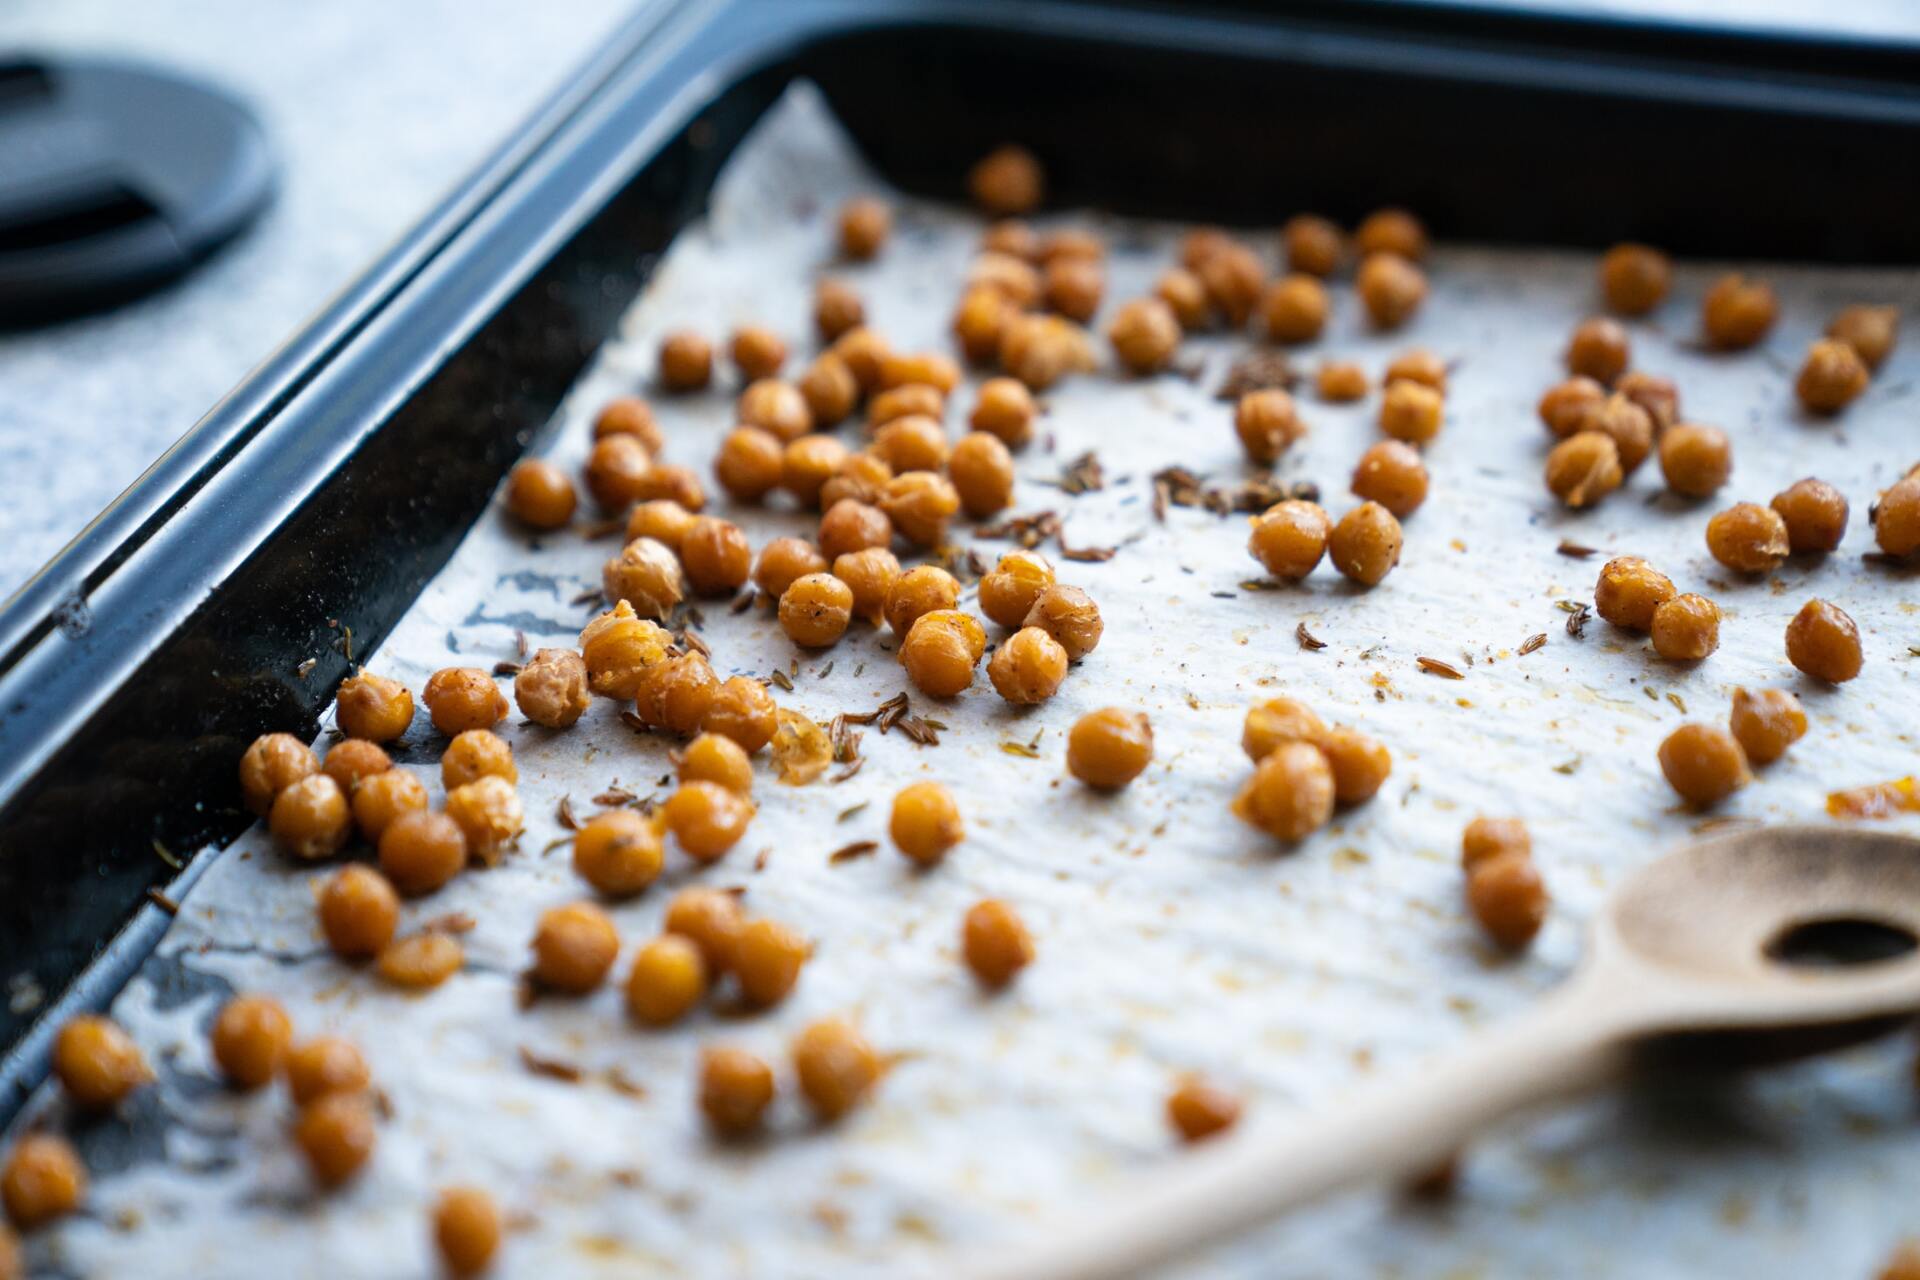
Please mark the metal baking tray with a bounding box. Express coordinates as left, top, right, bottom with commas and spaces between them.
3, 0, 1918, 1126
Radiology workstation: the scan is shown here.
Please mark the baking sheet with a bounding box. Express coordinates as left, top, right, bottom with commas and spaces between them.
14, 83, 1920, 1279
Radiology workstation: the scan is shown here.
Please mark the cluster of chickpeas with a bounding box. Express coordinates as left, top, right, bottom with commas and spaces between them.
1231, 696, 1390, 842
1592, 556, 1721, 663
1459, 817, 1548, 951
1659, 687, 1810, 809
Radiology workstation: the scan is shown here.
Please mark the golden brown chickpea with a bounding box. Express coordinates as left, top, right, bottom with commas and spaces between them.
322, 739, 390, 793
1580, 393, 1653, 473
1022, 584, 1103, 660
270, 773, 351, 860
625, 934, 707, 1027
1234, 388, 1305, 464
1785, 598, 1863, 683
798, 353, 859, 428
714, 427, 784, 503
240, 732, 320, 816
680, 517, 752, 597
1108, 298, 1181, 373
1650, 593, 1720, 661
831, 326, 892, 393
793, 1017, 881, 1122
730, 325, 787, 382
1246, 498, 1330, 581
1593, 556, 1675, 632
0, 1223, 17, 1279
572, 808, 663, 897
1349, 440, 1429, 518
1377, 379, 1444, 445
699, 1046, 775, 1137
1355, 207, 1428, 261
593, 395, 664, 449
284, 1036, 370, 1106
1728, 687, 1808, 765
1617, 370, 1679, 432
1196, 240, 1265, 328
889, 780, 964, 865
503, 459, 577, 530
1233, 740, 1335, 841
658, 330, 713, 392
982, 218, 1040, 261
1, 1135, 86, 1228
963, 899, 1035, 989
751, 537, 826, 601
871, 415, 949, 474
868, 382, 944, 428
818, 498, 892, 561
701, 676, 778, 754
1378, 348, 1443, 393
1321, 727, 1391, 805
1066, 707, 1153, 790
734, 917, 810, 1007
1261, 274, 1329, 344
1658, 723, 1751, 807
780, 573, 855, 648
1180, 227, 1235, 272
1283, 213, 1344, 277
881, 470, 961, 547
969, 144, 1044, 215
1154, 267, 1210, 331
1316, 360, 1368, 403
626, 498, 696, 553
1357, 252, 1427, 330
1167, 1077, 1242, 1143
531, 902, 619, 993
950, 431, 1017, 519
440, 729, 515, 792
1461, 816, 1530, 869
294, 1091, 376, 1188
418, 671, 506, 744
900, 610, 987, 698
378, 809, 468, 896
1658, 423, 1732, 498
604, 536, 688, 620
579, 601, 672, 700
443, 775, 524, 864
1040, 228, 1103, 265
1537, 376, 1606, 438
1466, 853, 1549, 950
1796, 338, 1870, 414
582, 433, 653, 513
52, 1016, 150, 1110
1702, 273, 1777, 350
1242, 697, 1326, 762
434, 1186, 503, 1279
879, 350, 962, 395
1770, 477, 1848, 553
334, 674, 415, 748
1043, 257, 1103, 323
999, 312, 1095, 390
1599, 242, 1671, 315
513, 647, 590, 730
970, 251, 1043, 306
833, 546, 902, 625
665, 886, 744, 973
737, 378, 812, 442
953, 284, 1012, 365
633, 462, 706, 512
1328, 501, 1403, 586
1544, 431, 1623, 508
1827, 304, 1899, 371
978, 550, 1055, 628
634, 652, 718, 736
837, 197, 891, 259
318, 864, 399, 959
780, 435, 850, 510
1877, 473, 1920, 556
987, 626, 1069, 705
377, 932, 464, 990
1706, 502, 1790, 574
211, 994, 293, 1090
1566, 316, 1630, 384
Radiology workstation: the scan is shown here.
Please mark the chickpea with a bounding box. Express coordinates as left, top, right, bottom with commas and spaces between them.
423, 667, 508, 736
1729, 687, 1808, 765
1382, 347, 1446, 392
712, 426, 783, 503
872, 415, 950, 474
793, 1017, 881, 1122
1544, 430, 1623, 508
1180, 228, 1235, 272
1283, 213, 1344, 277
1617, 370, 1679, 432
1040, 228, 1103, 265
880, 781, 962, 866
572, 809, 663, 896
1242, 697, 1326, 762
680, 517, 751, 597
1466, 853, 1549, 949
665, 886, 745, 973
818, 498, 892, 561
987, 626, 1069, 705
983, 219, 1040, 261
1196, 241, 1266, 327
728, 326, 787, 382
583, 433, 653, 512
1650, 593, 1720, 661
658, 330, 713, 392
1770, 477, 1848, 553
1706, 502, 1790, 574
1066, 707, 1153, 790
953, 284, 1011, 365
1565, 316, 1630, 384
978, 550, 1055, 628
1658, 722, 1751, 807
797, 356, 859, 432
833, 547, 903, 625
999, 313, 1095, 390
780, 436, 850, 510
748, 538, 824, 601
270, 773, 351, 860
580, 600, 672, 699
1580, 394, 1653, 473
1108, 298, 1181, 373
443, 775, 524, 864
1261, 274, 1329, 344
699, 1046, 775, 1137
1377, 379, 1443, 445
879, 351, 962, 395
737, 378, 812, 442
1593, 556, 1675, 632
634, 462, 706, 511
377, 933, 464, 990
52, 1015, 150, 1110
1155, 267, 1210, 331
1658, 423, 1732, 498
868, 382, 944, 428
963, 899, 1035, 989
1321, 727, 1391, 805
0, 1225, 15, 1279
603, 536, 688, 619
1233, 741, 1334, 841
1537, 376, 1605, 438
1020, 584, 1102, 660
284, 1036, 370, 1106
1877, 473, 1920, 556
1349, 440, 1429, 518
1328, 501, 1403, 586
734, 917, 810, 1007
1, 1135, 86, 1228
439, 729, 514, 792
530, 902, 619, 993
831, 326, 892, 393
503, 459, 577, 530
1827, 303, 1899, 371
971, 251, 1043, 305
811, 281, 866, 350
1702, 273, 1777, 350
627, 498, 697, 551
900, 610, 987, 698
1355, 207, 1428, 261
780, 573, 855, 648
335, 671, 416, 745
240, 732, 319, 816
625, 935, 707, 1027
1599, 242, 1671, 315
1043, 257, 1103, 323
593, 396, 663, 450
319, 865, 399, 958
969, 144, 1044, 214
951, 431, 1017, 518
880, 470, 962, 547
664, 779, 755, 863
1796, 338, 1870, 414
701, 675, 778, 753
1234, 388, 1305, 464
1316, 360, 1368, 403
514, 647, 590, 729
379, 809, 468, 896
634, 652, 718, 735
1461, 816, 1531, 869
1357, 252, 1427, 330
1167, 1077, 1242, 1143
1246, 498, 1330, 581
210, 994, 294, 1090
294, 1092, 376, 1188
1785, 598, 1863, 683
837, 196, 890, 259
434, 1187, 503, 1279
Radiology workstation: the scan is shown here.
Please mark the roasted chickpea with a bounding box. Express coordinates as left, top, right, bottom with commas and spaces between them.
1321, 727, 1391, 805
878, 351, 962, 396
1827, 304, 1898, 371
737, 378, 812, 442
1876, 473, 1920, 556
1233, 741, 1334, 841
378, 809, 468, 896
750, 537, 825, 601
580, 600, 672, 700
270, 773, 351, 860
1378, 348, 1443, 393
969, 144, 1043, 215
1599, 242, 1671, 315
634, 462, 705, 511
1, 1135, 86, 1228
295, 1092, 376, 1188
832, 326, 892, 393
593, 395, 663, 449
583, 433, 653, 512
838, 197, 891, 259
1261, 274, 1329, 344
699, 1046, 775, 1137
950, 431, 1017, 518
514, 647, 590, 729
1544, 430, 1623, 508
868, 382, 944, 428
1022, 584, 1103, 660
1566, 317, 1630, 384
1580, 394, 1653, 473
1461, 816, 1531, 869
1316, 361, 1368, 403
1658, 423, 1732, 498
1706, 502, 1790, 574
1155, 267, 1210, 331
1593, 556, 1675, 632
376, 932, 464, 990
1377, 379, 1443, 445
999, 312, 1095, 390
879, 471, 960, 547
1066, 707, 1153, 790
871, 414, 949, 474
531, 902, 619, 993
211, 994, 293, 1090
978, 550, 1055, 628
677, 517, 750, 597
833, 547, 902, 625
440, 729, 515, 792
1328, 501, 1403, 586
701, 675, 778, 754
1283, 213, 1344, 277
1246, 498, 1330, 581
963, 899, 1035, 989
900, 610, 987, 698
1180, 228, 1235, 272
798, 353, 859, 428
1785, 599, 1863, 683
318, 864, 399, 958
443, 775, 524, 864
1355, 207, 1427, 261
1040, 228, 1103, 265
1167, 1077, 1242, 1143
1466, 853, 1549, 949
1729, 687, 1808, 766
572, 809, 664, 897
1537, 376, 1605, 438
503, 459, 577, 530
780, 573, 855, 648
1234, 388, 1305, 464
878, 561, 961, 638
1650, 593, 1720, 661
658, 330, 713, 392
665, 886, 745, 973
730, 325, 787, 382
603, 536, 687, 620
793, 1017, 881, 1122
627, 498, 697, 552
1357, 252, 1427, 330
780, 436, 850, 510
982, 218, 1040, 261
734, 917, 810, 1007
1196, 241, 1266, 328
971, 250, 1043, 305
987, 626, 1069, 705
423, 667, 508, 737
818, 498, 892, 561
1771, 477, 1848, 553
952, 284, 1011, 364
1242, 697, 1326, 762
625, 934, 706, 1027
1796, 338, 1870, 414
634, 652, 718, 735
714, 427, 784, 503
434, 1186, 503, 1279
1, 1220, 16, 1278
284, 1036, 370, 1106
1043, 257, 1103, 323
1349, 440, 1429, 518
333, 672, 415, 748
1108, 298, 1181, 373
1617, 370, 1679, 432
240, 732, 320, 815
52, 1015, 150, 1110
889, 781, 964, 865
1659, 723, 1751, 807
1702, 273, 1777, 350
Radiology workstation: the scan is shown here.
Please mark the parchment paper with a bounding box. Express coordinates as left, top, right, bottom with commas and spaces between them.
15, 84, 1920, 1279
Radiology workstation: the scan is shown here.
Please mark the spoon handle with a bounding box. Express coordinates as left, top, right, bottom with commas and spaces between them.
956, 984, 1635, 1280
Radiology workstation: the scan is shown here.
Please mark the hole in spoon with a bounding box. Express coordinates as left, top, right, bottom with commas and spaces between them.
1765, 917, 1917, 969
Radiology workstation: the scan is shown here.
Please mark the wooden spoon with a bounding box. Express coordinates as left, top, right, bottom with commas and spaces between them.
961, 826, 1920, 1280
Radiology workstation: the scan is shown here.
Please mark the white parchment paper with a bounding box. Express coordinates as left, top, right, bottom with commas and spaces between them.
17, 84, 1920, 1280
